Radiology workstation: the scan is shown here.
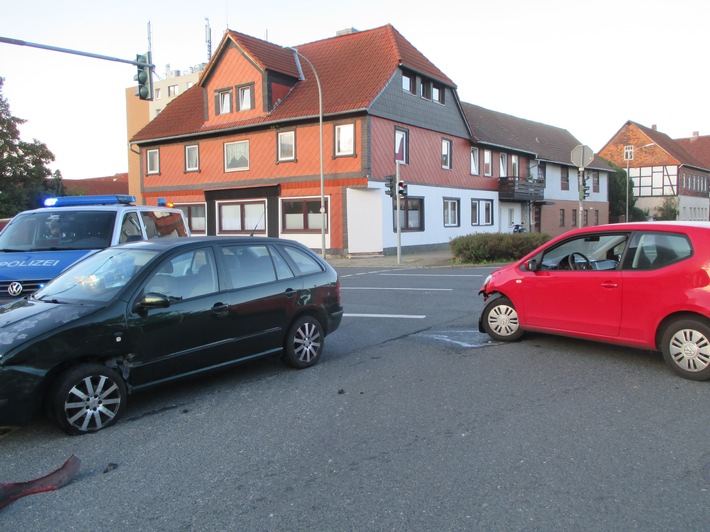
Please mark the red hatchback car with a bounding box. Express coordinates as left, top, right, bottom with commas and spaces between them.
479, 222, 710, 380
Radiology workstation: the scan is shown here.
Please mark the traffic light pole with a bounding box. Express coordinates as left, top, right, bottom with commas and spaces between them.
395, 161, 402, 266
0, 36, 153, 70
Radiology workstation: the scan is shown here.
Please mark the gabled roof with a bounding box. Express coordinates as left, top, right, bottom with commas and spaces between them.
675, 133, 710, 170
461, 103, 612, 170
629, 121, 708, 170
132, 25, 454, 143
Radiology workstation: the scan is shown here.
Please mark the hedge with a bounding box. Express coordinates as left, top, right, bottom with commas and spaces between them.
449, 232, 551, 264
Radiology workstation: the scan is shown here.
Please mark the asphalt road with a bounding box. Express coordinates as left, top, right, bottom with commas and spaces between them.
1, 265, 709, 530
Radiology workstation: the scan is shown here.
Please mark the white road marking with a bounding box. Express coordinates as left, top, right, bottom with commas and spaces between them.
341, 287, 452, 291
344, 313, 426, 319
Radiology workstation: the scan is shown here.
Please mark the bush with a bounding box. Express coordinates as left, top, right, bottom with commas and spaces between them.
450, 232, 551, 264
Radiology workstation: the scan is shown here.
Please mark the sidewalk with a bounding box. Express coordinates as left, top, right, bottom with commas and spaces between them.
326, 247, 455, 268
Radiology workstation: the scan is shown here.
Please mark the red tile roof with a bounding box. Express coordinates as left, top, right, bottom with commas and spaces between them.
631, 122, 709, 170
132, 25, 454, 143
675, 134, 710, 170
63, 173, 129, 195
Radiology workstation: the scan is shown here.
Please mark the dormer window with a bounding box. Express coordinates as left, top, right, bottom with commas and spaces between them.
432, 82, 445, 104
215, 89, 232, 115
237, 84, 253, 111
402, 71, 416, 94
420, 81, 432, 100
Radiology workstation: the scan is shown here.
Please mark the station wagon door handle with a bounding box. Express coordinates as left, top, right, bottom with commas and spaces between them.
601, 281, 619, 289
284, 288, 298, 298
211, 302, 230, 317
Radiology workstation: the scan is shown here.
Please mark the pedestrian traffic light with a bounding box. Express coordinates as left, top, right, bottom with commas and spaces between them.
134, 53, 153, 101
385, 175, 395, 197
398, 179, 408, 197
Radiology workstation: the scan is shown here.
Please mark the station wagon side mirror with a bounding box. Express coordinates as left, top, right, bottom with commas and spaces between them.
133, 292, 170, 312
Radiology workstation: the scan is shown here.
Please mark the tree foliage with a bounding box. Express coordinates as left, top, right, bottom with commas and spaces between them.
0, 77, 58, 217
606, 160, 645, 222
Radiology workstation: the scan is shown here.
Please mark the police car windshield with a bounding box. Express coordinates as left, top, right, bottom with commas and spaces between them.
0, 211, 116, 251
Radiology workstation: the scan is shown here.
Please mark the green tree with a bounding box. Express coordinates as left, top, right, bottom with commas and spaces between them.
605, 161, 645, 222
0, 77, 58, 217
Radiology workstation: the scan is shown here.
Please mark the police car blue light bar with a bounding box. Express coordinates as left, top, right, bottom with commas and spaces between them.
44, 195, 137, 207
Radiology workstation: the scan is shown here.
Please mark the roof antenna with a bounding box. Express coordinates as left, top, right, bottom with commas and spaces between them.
205, 18, 212, 61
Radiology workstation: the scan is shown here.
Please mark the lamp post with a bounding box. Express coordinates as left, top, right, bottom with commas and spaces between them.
286, 47, 325, 258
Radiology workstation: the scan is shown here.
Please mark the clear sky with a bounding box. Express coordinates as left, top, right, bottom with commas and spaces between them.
2, 0, 708, 179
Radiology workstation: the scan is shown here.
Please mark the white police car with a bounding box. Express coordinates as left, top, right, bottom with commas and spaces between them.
0, 195, 189, 301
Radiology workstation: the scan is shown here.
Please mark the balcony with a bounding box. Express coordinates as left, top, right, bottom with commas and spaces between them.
498, 176, 544, 202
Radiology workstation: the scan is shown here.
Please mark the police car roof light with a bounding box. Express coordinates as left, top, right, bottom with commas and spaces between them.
43, 195, 137, 208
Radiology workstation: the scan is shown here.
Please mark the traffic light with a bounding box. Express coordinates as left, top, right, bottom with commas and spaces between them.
398, 179, 408, 197
385, 175, 395, 197
134, 53, 153, 101
579, 176, 590, 200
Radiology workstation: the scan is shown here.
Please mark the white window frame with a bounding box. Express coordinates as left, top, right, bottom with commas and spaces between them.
443, 198, 459, 227
395, 128, 409, 164
511, 155, 519, 177
278, 131, 295, 162
185, 145, 199, 172
176, 202, 207, 235
217, 200, 266, 234
442, 139, 452, 170
484, 150, 492, 176
470, 147, 479, 175
282, 197, 329, 232
238, 85, 252, 111
499, 153, 508, 178
335, 123, 355, 156
218, 90, 232, 114
147, 149, 159, 175
168, 85, 178, 97
224, 140, 249, 172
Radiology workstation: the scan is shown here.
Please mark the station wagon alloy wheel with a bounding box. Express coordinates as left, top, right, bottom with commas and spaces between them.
48, 364, 127, 435
283, 316, 324, 369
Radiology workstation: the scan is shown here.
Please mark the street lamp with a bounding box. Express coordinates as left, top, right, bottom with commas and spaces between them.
624, 142, 655, 222
285, 47, 326, 258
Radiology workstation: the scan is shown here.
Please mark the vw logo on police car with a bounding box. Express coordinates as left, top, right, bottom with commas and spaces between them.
7, 282, 23, 297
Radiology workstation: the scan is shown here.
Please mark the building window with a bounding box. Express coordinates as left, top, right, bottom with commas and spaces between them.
432, 82, 445, 104
176, 203, 206, 235
186, 81, 194, 90
499, 153, 508, 178
402, 71, 415, 94
572, 209, 577, 226
278, 131, 295, 162
559, 209, 565, 227
238, 84, 253, 111
395, 127, 409, 164
470, 148, 480, 175
335, 123, 355, 156
508, 208, 515, 227
484, 150, 492, 176
420, 80, 432, 100
154, 88, 162, 100
168, 85, 178, 97
394, 198, 424, 231
561, 167, 569, 191
146, 149, 159, 174
471, 199, 494, 226
441, 139, 452, 170
511, 155, 519, 177
216, 89, 232, 115
224, 140, 249, 172
185, 145, 199, 172
282, 198, 328, 232
443, 198, 460, 227
592, 171, 599, 192
583, 210, 589, 226
538, 162, 547, 181
218, 201, 265, 234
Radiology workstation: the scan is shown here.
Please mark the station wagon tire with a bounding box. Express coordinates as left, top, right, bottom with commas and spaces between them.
482, 296, 523, 342
282, 316, 324, 369
660, 319, 710, 381
48, 364, 127, 435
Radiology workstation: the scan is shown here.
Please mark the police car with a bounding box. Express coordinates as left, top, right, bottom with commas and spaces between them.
0, 195, 189, 302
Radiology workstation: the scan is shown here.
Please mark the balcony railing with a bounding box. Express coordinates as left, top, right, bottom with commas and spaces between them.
498, 176, 544, 201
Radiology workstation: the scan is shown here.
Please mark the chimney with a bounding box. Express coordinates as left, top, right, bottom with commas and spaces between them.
651, 124, 657, 131
336, 27, 359, 36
